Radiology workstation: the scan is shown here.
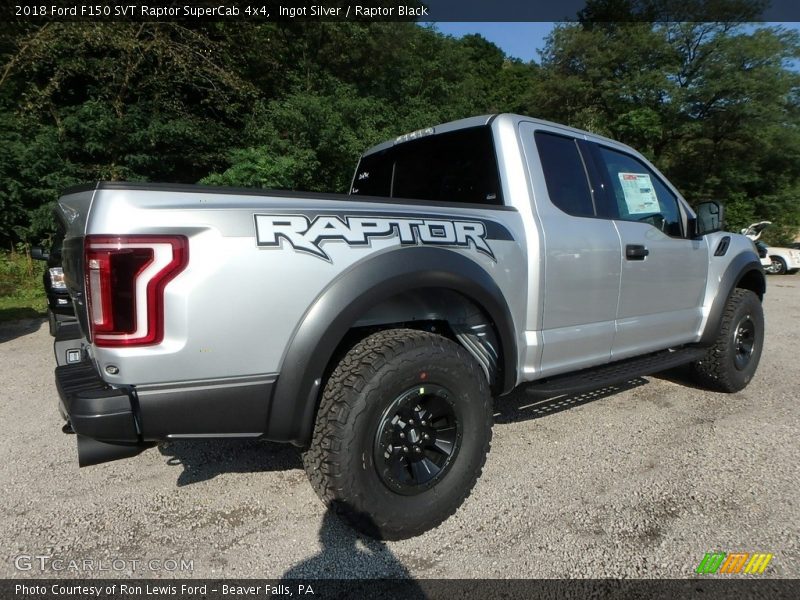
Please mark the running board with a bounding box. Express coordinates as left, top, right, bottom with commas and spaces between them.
524, 347, 706, 398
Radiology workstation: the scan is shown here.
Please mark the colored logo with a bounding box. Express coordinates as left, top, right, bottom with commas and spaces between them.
696, 552, 774, 574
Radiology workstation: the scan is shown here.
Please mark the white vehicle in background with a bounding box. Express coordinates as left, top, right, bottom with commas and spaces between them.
742, 221, 800, 275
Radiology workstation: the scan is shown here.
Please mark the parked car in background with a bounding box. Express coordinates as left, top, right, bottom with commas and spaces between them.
764, 246, 800, 275
741, 221, 800, 275
31, 234, 76, 335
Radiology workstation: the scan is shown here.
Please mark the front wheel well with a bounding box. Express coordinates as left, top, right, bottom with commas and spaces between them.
736, 269, 766, 300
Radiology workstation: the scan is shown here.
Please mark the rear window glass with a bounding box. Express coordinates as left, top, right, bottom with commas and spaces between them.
534, 131, 595, 218
351, 126, 503, 206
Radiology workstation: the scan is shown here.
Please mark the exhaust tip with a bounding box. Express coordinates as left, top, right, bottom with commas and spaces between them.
76, 435, 152, 467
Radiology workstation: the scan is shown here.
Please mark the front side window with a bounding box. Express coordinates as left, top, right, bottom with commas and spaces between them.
594, 145, 683, 237
351, 126, 503, 206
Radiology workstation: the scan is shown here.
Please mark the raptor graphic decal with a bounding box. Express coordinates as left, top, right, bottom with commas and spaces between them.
254, 214, 501, 261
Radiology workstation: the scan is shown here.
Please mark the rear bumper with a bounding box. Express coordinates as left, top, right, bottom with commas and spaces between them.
54, 335, 280, 466
47, 290, 74, 316
55, 358, 278, 443
55, 360, 139, 443
53, 321, 85, 366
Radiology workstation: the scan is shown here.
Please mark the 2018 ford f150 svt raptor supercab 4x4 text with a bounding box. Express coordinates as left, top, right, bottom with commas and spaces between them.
52, 114, 765, 539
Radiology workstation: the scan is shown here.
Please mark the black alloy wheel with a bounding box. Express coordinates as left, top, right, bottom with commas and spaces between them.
374, 384, 461, 495
732, 316, 756, 371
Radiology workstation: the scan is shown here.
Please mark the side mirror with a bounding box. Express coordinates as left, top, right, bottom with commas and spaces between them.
695, 201, 725, 236
30, 246, 50, 261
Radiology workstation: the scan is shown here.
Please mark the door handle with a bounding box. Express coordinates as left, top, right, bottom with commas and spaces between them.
625, 244, 649, 260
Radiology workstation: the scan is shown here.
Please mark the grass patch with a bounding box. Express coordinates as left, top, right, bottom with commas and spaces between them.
0, 251, 47, 322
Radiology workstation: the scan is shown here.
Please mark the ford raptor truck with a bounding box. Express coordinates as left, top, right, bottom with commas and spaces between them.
52, 114, 765, 539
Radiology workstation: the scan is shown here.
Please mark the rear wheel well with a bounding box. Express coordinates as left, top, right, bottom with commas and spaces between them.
323, 288, 504, 393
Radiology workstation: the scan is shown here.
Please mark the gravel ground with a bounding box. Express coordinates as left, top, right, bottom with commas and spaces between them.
1, 278, 798, 580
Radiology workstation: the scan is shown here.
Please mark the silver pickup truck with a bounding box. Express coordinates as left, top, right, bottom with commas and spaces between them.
53, 114, 765, 539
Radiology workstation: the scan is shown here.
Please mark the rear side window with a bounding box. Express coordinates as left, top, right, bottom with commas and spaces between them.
534, 131, 595, 218
351, 126, 503, 206
594, 145, 683, 237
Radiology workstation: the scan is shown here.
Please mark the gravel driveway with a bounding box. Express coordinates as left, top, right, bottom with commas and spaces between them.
1, 278, 798, 579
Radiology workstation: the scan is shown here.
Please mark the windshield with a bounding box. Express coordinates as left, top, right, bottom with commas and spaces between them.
351, 126, 503, 206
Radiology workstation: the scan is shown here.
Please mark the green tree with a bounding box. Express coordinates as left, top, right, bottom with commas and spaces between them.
203, 23, 534, 194
4, 12, 796, 247
0, 22, 257, 244
531, 4, 800, 234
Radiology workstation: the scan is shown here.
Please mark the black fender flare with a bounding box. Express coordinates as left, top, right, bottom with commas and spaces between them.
699, 253, 765, 346
265, 247, 518, 445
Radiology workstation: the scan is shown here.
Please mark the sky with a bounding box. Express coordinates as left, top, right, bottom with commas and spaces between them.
432, 22, 800, 66
434, 22, 555, 62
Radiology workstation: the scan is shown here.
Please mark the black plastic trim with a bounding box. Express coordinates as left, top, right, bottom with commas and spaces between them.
53, 322, 85, 367
56, 361, 138, 442
54, 320, 81, 342
61, 235, 89, 340
62, 181, 519, 212
56, 362, 277, 443
76, 436, 153, 467
699, 253, 765, 345
625, 244, 650, 260
266, 247, 518, 445
525, 346, 707, 398
134, 376, 277, 439
715, 236, 731, 256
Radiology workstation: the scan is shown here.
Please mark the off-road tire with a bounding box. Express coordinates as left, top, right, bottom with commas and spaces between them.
302, 328, 493, 540
690, 289, 764, 393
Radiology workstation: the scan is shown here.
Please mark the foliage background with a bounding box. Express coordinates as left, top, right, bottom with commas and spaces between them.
1, 1, 799, 252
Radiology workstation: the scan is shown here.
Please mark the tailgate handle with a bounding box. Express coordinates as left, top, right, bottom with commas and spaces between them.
625, 244, 649, 260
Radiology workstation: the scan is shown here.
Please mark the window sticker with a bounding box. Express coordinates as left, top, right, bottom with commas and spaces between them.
618, 172, 659, 215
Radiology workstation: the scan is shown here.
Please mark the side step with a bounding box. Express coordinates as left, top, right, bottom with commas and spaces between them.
524, 347, 706, 398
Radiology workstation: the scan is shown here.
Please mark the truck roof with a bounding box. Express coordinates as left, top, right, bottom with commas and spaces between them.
361, 113, 632, 158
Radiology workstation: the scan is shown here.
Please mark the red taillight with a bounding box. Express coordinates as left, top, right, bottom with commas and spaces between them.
84, 235, 188, 347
